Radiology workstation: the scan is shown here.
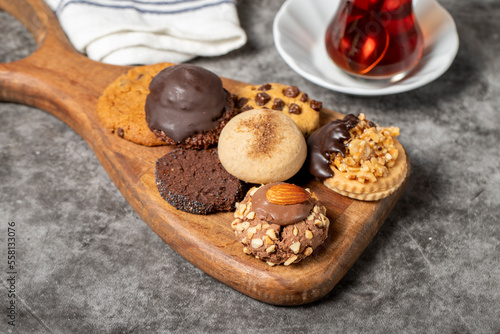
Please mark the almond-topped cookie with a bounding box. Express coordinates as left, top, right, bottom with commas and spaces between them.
308, 113, 408, 201
236, 83, 322, 136
231, 183, 330, 266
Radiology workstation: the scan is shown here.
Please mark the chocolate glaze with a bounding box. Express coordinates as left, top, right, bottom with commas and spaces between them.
251, 183, 315, 226
145, 64, 227, 143
307, 114, 360, 180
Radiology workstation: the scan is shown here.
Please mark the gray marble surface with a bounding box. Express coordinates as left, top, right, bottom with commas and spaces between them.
1, 0, 499, 333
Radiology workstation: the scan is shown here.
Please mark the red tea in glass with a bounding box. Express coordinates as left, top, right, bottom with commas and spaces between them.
325, 0, 423, 81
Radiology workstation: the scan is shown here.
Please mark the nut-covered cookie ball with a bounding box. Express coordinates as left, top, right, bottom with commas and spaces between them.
231, 183, 330, 266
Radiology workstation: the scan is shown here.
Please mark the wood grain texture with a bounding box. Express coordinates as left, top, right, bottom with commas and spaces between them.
0, 0, 409, 305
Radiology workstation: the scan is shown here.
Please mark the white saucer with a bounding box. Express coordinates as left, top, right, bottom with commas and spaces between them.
273, 0, 459, 96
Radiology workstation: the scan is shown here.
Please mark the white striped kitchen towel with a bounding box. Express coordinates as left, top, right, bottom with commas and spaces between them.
44, 0, 247, 65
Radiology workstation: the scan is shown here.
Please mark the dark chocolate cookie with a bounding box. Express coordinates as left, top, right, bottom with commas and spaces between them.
156, 148, 246, 214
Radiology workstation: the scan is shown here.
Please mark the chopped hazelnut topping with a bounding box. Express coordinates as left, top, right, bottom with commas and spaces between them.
304, 247, 313, 256
251, 238, 264, 249
249, 187, 259, 196
332, 113, 400, 183
231, 219, 240, 228
235, 203, 246, 217
290, 242, 301, 254
266, 228, 277, 240
266, 245, 276, 253
284, 255, 299, 266
247, 227, 257, 239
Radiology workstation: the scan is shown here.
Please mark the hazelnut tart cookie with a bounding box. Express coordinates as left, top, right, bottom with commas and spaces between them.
307, 113, 408, 201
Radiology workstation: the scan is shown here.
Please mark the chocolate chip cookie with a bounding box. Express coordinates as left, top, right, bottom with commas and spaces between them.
236, 83, 322, 136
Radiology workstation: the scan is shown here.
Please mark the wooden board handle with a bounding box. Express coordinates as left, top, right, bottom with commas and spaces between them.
0, 0, 51, 46
0, 0, 129, 138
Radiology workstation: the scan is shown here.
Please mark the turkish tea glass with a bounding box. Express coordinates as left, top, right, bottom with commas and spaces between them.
325, 0, 424, 82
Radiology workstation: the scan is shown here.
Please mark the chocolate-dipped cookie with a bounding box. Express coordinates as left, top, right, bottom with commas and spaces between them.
308, 113, 407, 201
146, 64, 238, 150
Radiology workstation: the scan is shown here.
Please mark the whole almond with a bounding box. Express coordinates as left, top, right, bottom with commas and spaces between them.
266, 184, 311, 205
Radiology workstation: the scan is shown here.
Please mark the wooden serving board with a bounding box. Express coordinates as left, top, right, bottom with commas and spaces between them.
0, 0, 409, 305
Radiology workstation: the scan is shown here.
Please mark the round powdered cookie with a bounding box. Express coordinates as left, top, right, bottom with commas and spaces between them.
236, 83, 322, 136
231, 183, 330, 266
146, 64, 238, 150
308, 113, 408, 201
97, 63, 169, 146
218, 108, 307, 184
155, 148, 246, 215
